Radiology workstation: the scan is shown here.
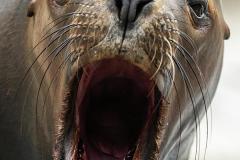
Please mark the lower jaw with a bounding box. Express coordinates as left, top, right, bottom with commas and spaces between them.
66, 58, 162, 160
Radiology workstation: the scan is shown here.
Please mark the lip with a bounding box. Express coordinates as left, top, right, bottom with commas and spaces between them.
64, 57, 160, 159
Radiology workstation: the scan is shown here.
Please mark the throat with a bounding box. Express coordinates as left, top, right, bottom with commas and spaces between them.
85, 77, 148, 159
74, 58, 155, 160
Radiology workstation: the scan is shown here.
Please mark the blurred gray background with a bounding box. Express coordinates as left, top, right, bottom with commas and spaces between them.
190, 0, 240, 159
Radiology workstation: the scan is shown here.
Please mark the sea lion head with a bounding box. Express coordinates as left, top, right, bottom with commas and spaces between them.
26, 0, 229, 159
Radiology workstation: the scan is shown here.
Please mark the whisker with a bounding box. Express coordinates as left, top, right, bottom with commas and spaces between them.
150, 47, 157, 64
177, 30, 198, 58
150, 54, 164, 79
20, 72, 38, 135
41, 51, 75, 119
166, 70, 182, 160
170, 38, 210, 160
44, 12, 82, 31
172, 56, 200, 160
35, 38, 74, 128
42, 24, 81, 43
43, 6, 89, 37
15, 24, 78, 100
151, 36, 173, 80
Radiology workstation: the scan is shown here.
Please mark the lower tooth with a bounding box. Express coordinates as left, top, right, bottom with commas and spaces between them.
78, 140, 84, 160
124, 146, 136, 160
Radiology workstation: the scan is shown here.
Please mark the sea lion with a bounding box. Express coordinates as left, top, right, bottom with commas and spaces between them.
0, 0, 230, 160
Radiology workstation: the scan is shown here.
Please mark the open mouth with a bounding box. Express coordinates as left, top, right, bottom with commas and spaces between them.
67, 58, 160, 160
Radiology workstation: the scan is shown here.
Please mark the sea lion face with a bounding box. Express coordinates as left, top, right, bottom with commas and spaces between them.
27, 0, 229, 159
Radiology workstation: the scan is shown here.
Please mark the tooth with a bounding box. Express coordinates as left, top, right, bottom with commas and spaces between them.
78, 140, 84, 160
156, 69, 173, 98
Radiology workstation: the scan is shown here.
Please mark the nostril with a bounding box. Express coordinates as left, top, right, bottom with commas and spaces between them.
128, 0, 152, 22
116, 0, 131, 23
115, 0, 152, 23
115, 0, 123, 17
136, 0, 152, 21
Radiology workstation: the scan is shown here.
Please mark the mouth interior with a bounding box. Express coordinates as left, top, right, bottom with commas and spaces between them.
75, 58, 154, 159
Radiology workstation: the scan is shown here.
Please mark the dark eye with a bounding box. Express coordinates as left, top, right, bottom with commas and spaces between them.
54, 0, 69, 6
188, 0, 208, 18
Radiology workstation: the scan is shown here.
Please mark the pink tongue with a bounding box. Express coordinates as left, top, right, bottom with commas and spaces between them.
86, 142, 129, 160
86, 111, 130, 160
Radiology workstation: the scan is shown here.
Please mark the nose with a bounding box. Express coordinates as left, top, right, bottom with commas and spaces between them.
115, 0, 152, 23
